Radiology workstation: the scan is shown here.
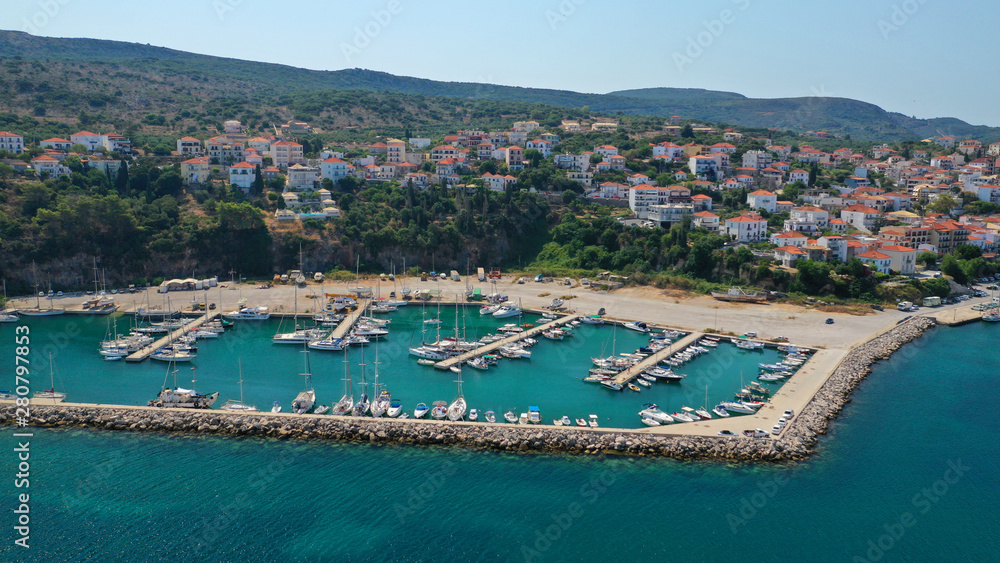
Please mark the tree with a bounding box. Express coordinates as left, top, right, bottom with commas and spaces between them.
927, 194, 958, 215
252, 164, 265, 195
523, 149, 543, 168
680, 124, 694, 138
940, 254, 966, 284
808, 163, 819, 186
916, 251, 937, 269
114, 160, 129, 195
70, 143, 89, 154
954, 244, 982, 260
589, 153, 604, 165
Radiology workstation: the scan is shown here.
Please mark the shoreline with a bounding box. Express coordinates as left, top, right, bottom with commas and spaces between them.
1, 316, 938, 461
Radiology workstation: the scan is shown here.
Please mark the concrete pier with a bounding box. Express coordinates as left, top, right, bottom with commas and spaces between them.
609, 330, 703, 386
328, 299, 370, 339
434, 313, 581, 370
125, 312, 220, 362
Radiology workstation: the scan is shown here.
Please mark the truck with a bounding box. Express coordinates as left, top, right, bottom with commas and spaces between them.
450, 270, 460, 282
477, 267, 486, 282
922, 296, 941, 307
897, 301, 913, 311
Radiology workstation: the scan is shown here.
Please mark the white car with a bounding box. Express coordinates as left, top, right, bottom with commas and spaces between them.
782, 409, 794, 419
771, 425, 784, 435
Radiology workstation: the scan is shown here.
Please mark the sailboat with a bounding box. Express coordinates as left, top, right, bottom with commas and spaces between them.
291, 343, 316, 414
1, 280, 19, 323
19, 263, 65, 316
148, 364, 218, 408
351, 342, 371, 416
34, 352, 67, 400
369, 341, 390, 417
447, 367, 467, 421
222, 359, 258, 412
331, 348, 354, 415
400, 258, 411, 299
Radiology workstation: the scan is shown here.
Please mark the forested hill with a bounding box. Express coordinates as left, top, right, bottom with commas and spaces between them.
2, 30, 999, 142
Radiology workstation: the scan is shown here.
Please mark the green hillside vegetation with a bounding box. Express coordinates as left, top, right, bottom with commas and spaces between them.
2, 30, 999, 142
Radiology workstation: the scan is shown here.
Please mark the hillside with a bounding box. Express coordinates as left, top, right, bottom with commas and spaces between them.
2, 30, 999, 142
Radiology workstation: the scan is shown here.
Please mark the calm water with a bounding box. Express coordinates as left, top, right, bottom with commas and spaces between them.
9, 306, 783, 428
2, 316, 998, 562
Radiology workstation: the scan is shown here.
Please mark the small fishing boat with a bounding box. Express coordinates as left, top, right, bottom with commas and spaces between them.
560, 414, 572, 426
484, 410, 496, 423
528, 406, 541, 424
417, 359, 436, 366
314, 405, 331, 415
640, 415, 661, 427
431, 401, 448, 420
387, 399, 403, 418
627, 383, 641, 392
636, 378, 651, 388
588, 415, 599, 428
468, 409, 478, 422
575, 418, 587, 427
271, 401, 282, 413
504, 411, 517, 423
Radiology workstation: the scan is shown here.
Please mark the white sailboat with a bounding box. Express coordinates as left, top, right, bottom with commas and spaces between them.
34, 352, 67, 400
148, 363, 218, 408
370, 341, 390, 417
331, 348, 354, 415
351, 343, 371, 416
447, 367, 467, 421
19, 263, 65, 317
291, 343, 316, 414
221, 359, 258, 412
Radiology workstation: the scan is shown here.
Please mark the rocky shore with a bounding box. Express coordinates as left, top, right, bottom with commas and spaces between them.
1, 317, 937, 462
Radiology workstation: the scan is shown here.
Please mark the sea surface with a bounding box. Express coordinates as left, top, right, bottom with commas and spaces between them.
2, 311, 998, 561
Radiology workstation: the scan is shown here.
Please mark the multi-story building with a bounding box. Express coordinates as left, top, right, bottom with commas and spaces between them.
270, 140, 304, 167
878, 226, 930, 249
177, 137, 203, 156
840, 204, 881, 232
207, 136, 245, 164
385, 138, 406, 164
724, 214, 767, 242
0, 131, 25, 154
879, 245, 918, 275
746, 190, 777, 213
180, 157, 212, 185
741, 150, 773, 170
70, 131, 103, 152
229, 162, 256, 192
285, 164, 320, 190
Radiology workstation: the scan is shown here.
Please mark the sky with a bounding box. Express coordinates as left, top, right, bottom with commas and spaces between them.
5, 0, 999, 126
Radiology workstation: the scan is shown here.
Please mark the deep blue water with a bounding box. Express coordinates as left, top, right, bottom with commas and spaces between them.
1, 318, 998, 562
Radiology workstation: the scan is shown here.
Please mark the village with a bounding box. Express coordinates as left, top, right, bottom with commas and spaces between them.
2, 116, 1000, 282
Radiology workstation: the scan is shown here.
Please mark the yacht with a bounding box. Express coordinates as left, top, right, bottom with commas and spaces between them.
638, 404, 674, 424
624, 321, 650, 333
719, 401, 756, 414
387, 399, 404, 418
413, 403, 430, 419
291, 345, 316, 414
447, 369, 467, 421
221, 361, 258, 412
309, 338, 347, 351
148, 364, 218, 408
272, 327, 326, 344
712, 405, 731, 418
492, 304, 522, 319
223, 306, 270, 320
331, 350, 354, 416
479, 304, 501, 315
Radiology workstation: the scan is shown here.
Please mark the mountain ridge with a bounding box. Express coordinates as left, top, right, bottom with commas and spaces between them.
1, 30, 998, 142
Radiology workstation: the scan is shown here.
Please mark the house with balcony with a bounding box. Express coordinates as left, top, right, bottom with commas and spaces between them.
285, 164, 320, 190
320, 157, 348, 182
207, 136, 245, 165
856, 250, 892, 274
180, 157, 212, 185
841, 204, 881, 233
775, 245, 809, 267
746, 190, 777, 213
879, 245, 918, 275
770, 231, 808, 247
177, 136, 203, 156
692, 211, 720, 232
229, 162, 256, 192
70, 131, 103, 152
724, 214, 767, 242
270, 140, 304, 167
0, 131, 25, 154
30, 155, 70, 177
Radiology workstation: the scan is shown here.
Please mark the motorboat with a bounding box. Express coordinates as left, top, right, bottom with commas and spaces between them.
719, 401, 756, 414
528, 406, 541, 424
468, 409, 478, 422
712, 405, 731, 418
670, 411, 697, 423
413, 403, 430, 419
314, 405, 331, 415
309, 338, 347, 351
560, 415, 572, 426
223, 306, 270, 320
271, 401, 282, 413
588, 415, 599, 428
624, 321, 650, 333
518, 413, 529, 425
484, 410, 496, 423
580, 315, 605, 325
636, 378, 651, 388
640, 415, 661, 426
639, 404, 673, 424
492, 304, 522, 319
387, 399, 403, 418
504, 410, 517, 423
467, 357, 489, 370
575, 418, 587, 427
479, 304, 501, 315
601, 381, 623, 391
627, 383, 641, 392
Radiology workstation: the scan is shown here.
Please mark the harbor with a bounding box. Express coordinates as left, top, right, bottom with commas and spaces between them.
433, 312, 580, 370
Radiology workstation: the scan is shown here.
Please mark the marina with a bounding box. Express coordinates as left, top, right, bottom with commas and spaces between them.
124, 311, 222, 362
433, 312, 581, 370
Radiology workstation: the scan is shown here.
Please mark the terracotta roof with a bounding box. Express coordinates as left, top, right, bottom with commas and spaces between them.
749, 190, 775, 196
230, 162, 255, 169
776, 245, 808, 255
694, 211, 718, 218
880, 245, 917, 252
774, 231, 807, 239
857, 250, 891, 260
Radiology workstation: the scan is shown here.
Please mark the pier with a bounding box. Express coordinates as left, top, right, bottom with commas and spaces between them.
328, 299, 371, 339
609, 330, 704, 386
434, 313, 581, 370
125, 311, 220, 362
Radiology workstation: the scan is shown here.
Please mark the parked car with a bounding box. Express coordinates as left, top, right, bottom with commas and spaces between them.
782, 409, 795, 419
825, 318, 834, 324
869, 304, 884, 311
717, 430, 738, 437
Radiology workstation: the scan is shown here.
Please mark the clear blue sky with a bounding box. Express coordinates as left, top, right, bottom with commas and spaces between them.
6, 0, 998, 126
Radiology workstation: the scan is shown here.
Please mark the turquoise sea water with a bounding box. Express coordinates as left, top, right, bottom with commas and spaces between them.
2, 316, 998, 561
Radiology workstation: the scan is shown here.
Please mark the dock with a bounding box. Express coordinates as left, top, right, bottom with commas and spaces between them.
125, 311, 220, 362
328, 299, 371, 339
609, 330, 704, 386
434, 313, 581, 370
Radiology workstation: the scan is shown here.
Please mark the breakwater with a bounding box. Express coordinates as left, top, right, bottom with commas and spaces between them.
1, 317, 937, 462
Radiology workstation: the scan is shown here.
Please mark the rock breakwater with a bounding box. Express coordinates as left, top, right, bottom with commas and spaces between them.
1, 317, 937, 462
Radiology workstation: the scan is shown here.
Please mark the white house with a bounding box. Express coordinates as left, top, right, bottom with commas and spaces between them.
689, 155, 719, 179
746, 190, 777, 213
879, 245, 918, 275
408, 138, 431, 149
788, 169, 809, 184
856, 250, 892, 274
651, 141, 683, 159
525, 139, 553, 157
320, 157, 349, 182
0, 131, 25, 154
102, 133, 131, 153
841, 204, 881, 232
481, 172, 517, 192
742, 150, 772, 170
70, 131, 103, 152
285, 164, 320, 190
817, 236, 848, 263
594, 145, 619, 157
30, 155, 70, 177
770, 231, 808, 247
692, 211, 720, 232
229, 162, 256, 191
775, 245, 808, 267
724, 214, 767, 242
40, 137, 73, 151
